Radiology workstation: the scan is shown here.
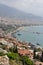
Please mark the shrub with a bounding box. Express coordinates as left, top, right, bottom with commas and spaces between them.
22, 56, 34, 65
6, 52, 20, 60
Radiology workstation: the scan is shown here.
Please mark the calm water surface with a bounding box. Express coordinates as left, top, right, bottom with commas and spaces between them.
13, 26, 43, 47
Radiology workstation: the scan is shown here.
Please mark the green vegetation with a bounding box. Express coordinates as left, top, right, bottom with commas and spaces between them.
6, 52, 20, 60
0, 39, 34, 65
22, 56, 34, 65
9, 45, 18, 53
6, 52, 34, 65
0, 52, 5, 56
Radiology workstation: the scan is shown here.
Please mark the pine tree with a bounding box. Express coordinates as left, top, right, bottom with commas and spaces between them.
33, 48, 36, 59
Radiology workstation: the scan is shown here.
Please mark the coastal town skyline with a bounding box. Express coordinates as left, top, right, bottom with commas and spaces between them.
0, 0, 43, 65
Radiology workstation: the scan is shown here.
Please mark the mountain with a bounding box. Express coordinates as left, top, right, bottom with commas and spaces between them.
0, 4, 43, 21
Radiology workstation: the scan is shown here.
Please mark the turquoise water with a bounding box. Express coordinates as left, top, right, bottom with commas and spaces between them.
13, 26, 43, 47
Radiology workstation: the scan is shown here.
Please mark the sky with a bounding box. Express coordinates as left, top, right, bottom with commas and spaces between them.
0, 0, 43, 16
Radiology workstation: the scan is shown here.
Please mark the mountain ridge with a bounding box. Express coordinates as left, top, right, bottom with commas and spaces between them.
0, 4, 43, 21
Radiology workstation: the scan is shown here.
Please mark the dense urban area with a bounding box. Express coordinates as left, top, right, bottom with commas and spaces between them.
0, 18, 43, 65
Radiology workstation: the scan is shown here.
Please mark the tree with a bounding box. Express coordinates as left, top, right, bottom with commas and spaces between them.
9, 45, 18, 53
33, 48, 36, 59
9, 47, 14, 52
36, 54, 40, 59
41, 50, 43, 62
13, 45, 18, 53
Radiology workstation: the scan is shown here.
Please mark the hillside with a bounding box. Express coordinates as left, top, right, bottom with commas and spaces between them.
0, 4, 43, 21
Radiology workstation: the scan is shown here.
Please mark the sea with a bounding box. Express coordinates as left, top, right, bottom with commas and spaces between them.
12, 26, 43, 47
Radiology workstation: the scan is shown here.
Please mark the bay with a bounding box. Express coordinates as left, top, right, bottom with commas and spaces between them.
13, 26, 43, 47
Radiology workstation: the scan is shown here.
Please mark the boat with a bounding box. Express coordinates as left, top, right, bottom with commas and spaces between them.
36, 32, 40, 34
36, 43, 40, 46
17, 33, 21, 36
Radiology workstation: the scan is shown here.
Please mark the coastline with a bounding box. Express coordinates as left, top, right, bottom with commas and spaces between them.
6, 26, 23, 38
6, 26, 43, 49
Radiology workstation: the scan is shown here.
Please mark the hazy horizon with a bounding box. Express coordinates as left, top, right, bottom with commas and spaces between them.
0, 0, 43, 17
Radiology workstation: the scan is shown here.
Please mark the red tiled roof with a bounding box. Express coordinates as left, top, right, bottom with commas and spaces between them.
18, 49, 31, 56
